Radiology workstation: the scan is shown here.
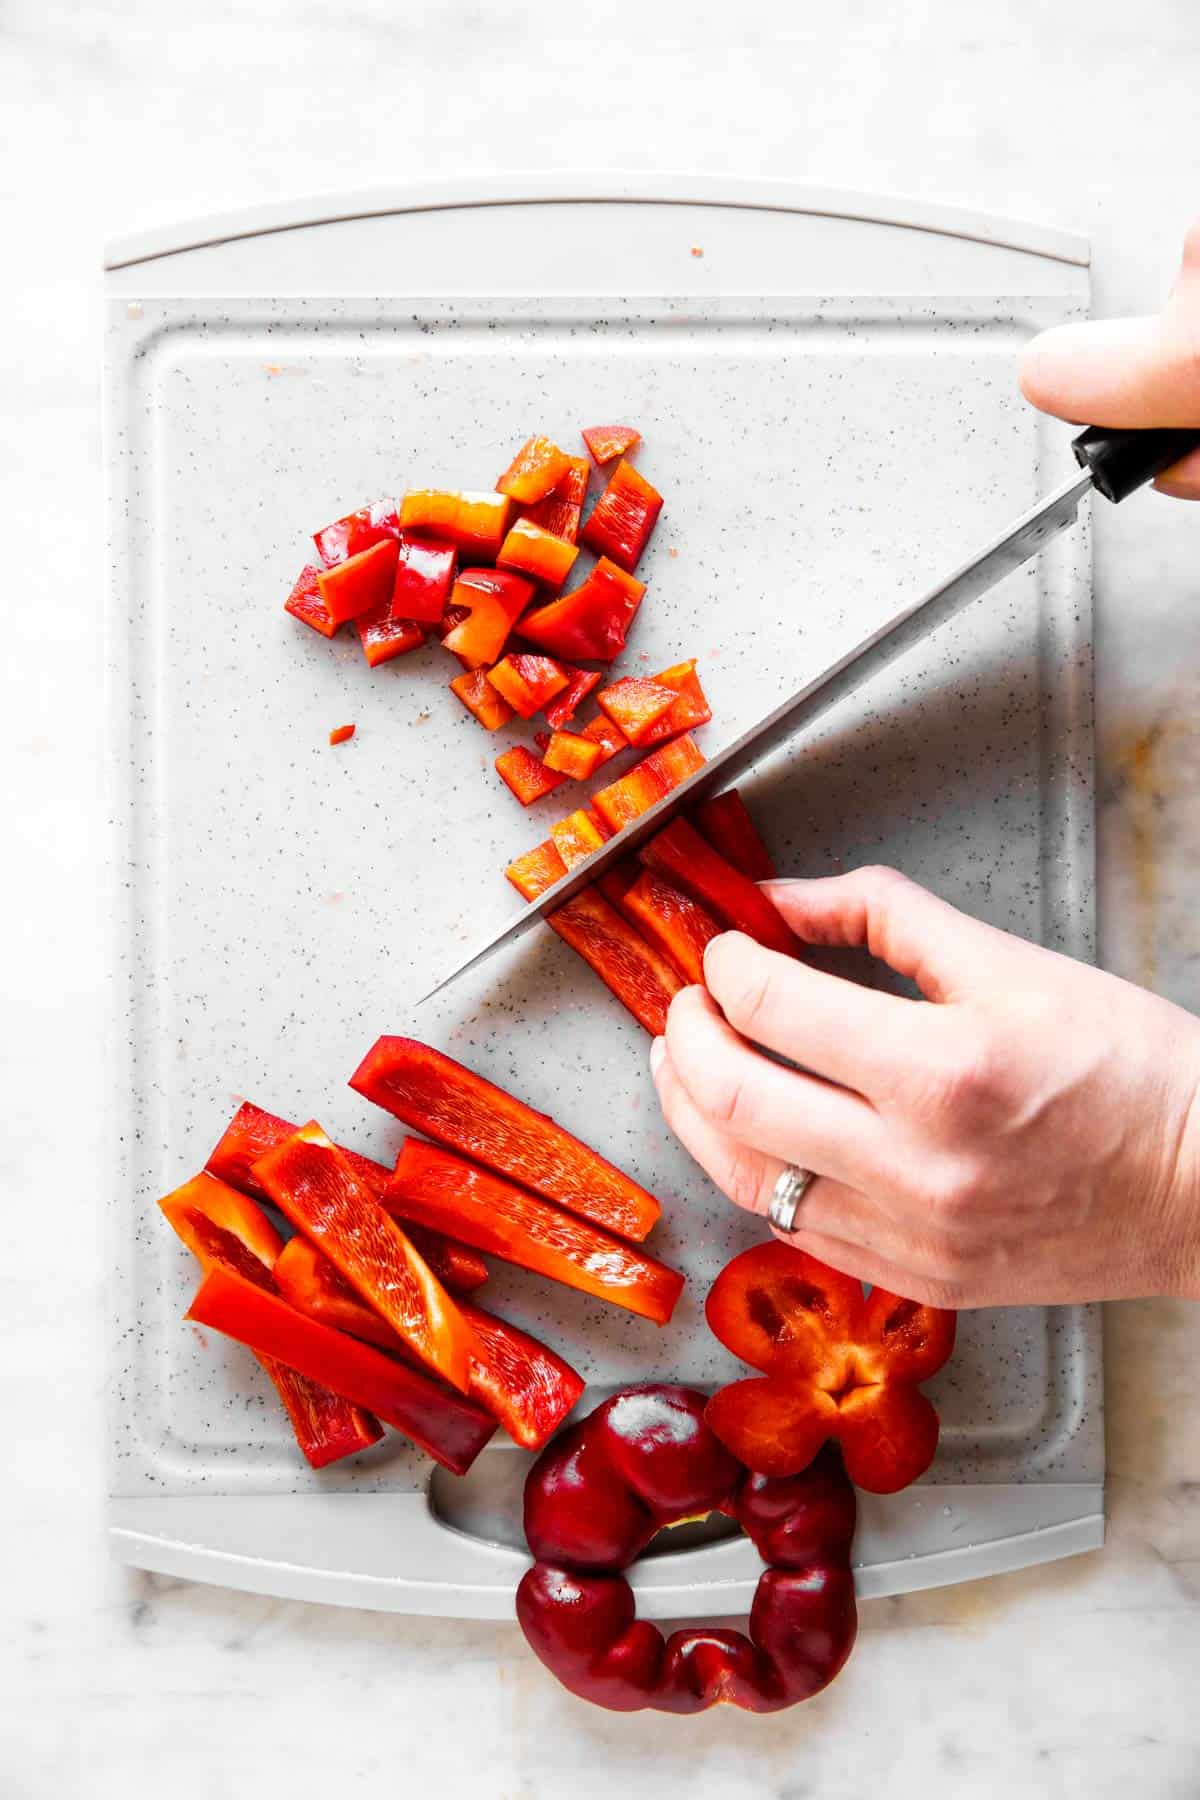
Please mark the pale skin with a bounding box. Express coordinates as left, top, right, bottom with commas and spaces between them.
652, 223, 1200, 1308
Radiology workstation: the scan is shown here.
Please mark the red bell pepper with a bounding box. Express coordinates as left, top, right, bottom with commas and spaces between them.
159, 1172, 382, 1468
693, 788, 776, 881
316, 537, 400, 626
313, 498, 400, 568
519, 559, 645, 662
205, 1100, 488, 1293
550, 808, 609, 869
596, 677, 679, 747
617, 870, 723, 985
591, 734, 706, 833
639, 660, 713, 744
442, 568, 534, 669
385, 1139, 683, 1325
356, 608, 425, 667
497, 436, 572, 505
187, 1265, 495, 1474
705, 1243, 956, 1493
349, 1037, 662, 1242
328, 723, 356, 745
252, 1123, 481, 1392
519, 454, 591, 544
505, 837, 568, 900
580, 461, 662, 572
495, 745, 568, 806
550, 889, 684, 1036
391, 532, 458, 625
449, 667, 514, 732
543, 730, 604, 781
399, 489, 511, 560
498, 517, 580, 589
639, 817, 796, 957
581, 424, 641, 466
543, 666, 601, 729
284, 564, 339, 639
581, 712, 630, 766
486, 654, 571, 720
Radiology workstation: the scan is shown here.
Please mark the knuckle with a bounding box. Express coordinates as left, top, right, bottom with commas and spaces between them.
928, 1021, 1004, 1118
726, 1147, 772, 1217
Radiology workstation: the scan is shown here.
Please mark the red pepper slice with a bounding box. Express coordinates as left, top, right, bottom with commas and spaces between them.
350, 1036, 662, 1242
187, 1266, 495, 1474
316, 537, 400, 626
385, 1139, 683, 1325
549, 808, 609, 869
505, 837, 568, 900
581, 425, 641, 466
543, 730, 604, 781
639, 817, 796, 957
399, 490, 511, 560
519, 454, 591, 544
313, 498, 400, 568
591, 734, 706, 833
693, 788, 776, 881
543, 666, 602, 729
391, 531, 458, 625
639, 660, 713, 744
252, 1123, 480, 1392
328, 723, 356, 745
205, 1100, 488, 1292
496, 745, 568, 806
580, 461, 663, 572
441, 567, 534, 668
581, 712, 630, 766
617, 870, 723, 985
497, 436, 572, 504
450, 667, 515, 732
498, 518, 580, 589
356, 609, 425, 667
487, 653, 571, 720
519, 559, 645, 662
284, 564, 339, 638
596, 677, 679, 747
549, 888, 684, 1036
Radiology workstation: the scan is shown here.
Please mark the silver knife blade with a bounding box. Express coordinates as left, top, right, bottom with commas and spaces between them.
421, 466, 1094, 1002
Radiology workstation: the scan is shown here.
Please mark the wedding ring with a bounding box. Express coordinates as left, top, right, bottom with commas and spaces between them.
768, 1164, 816, 1234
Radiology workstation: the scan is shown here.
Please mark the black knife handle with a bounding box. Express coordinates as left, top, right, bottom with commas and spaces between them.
1072, 424, 1200, 503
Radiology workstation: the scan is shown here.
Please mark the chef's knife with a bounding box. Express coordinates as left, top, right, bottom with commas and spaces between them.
422, 423, 1200, 1001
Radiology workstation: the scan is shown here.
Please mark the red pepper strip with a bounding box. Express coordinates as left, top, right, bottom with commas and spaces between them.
581, 712, 630, 767
705, 1243, 956, 1493
505, 838, 568, 900
543, 730, 603, 781
350, 1037, 662, 1242
253, 1123, 479, 1392
519, 559, 645, 662
549, 888, 684, 1036
328, 724, 356, 745
205, 1100, 488, 1293
595, 677, 679, 747
580, 461, 663, 572
639, 817, 796, 957
497, 435, 572, 504
498, 518, 580, 589
487, 653, 571, 720
159, 1173, 382, 1468
591, 734, 706, 833
550, 808, 609, 869
520, 455, 591, 545
399, 490, 511, 560
285, 564, 339, 638
450, 667, 514, 731
692, 788, 777, 881
356, 608, 425, 667
517, 1386, 857, 1714
639, 660, 713, 744
581, 424, 641, 466
385, 1140, 683, 1325
187, 1266, 495, 1474
598, 860, 640, 909
313, 498, 400, 568
442, 568, 534, 669
316, 537, 400, 626
496, 745, 568, 806
617, 870, 723, 985
543, 666, 601, 729
390, 532, 457, 625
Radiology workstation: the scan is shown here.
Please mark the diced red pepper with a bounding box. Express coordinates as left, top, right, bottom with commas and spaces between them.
581, 461, 663, 572
693, 789, 777, 881
617, 870, 723, 985
399, 490, 511, 560
385, 1139, 683, 1325
519, 559, 645, 662
550, 809, 609, 869
543, 730, 604, 781
596, 677, 679, 747
505, 838, 568, 900
186, 1266, 496, 1474
498, 518, 580, 589
581, 712, 630, 766
316, 537, 401, 626
543, 667, 602, 729
204, 1100, 488, 1292
285, 564, 339, 639
591, 734, 706, 834
496, 745, 568, 806
391, 532, 458, 625
497, 436, 572, 505
328, 723, 356, 745
640, 660, 713, 744
356, 608, 425, 667
350, 1037, 662, 1242
549, 889, 684, 1035
519, 455, 591, 545
450, 667, 514, 732
639, 818, 797, 957
442, 568, 534, 669
487, 654, 571, 720
582, 424, 641, 466
313, 498, 400, 568
252, 1123, 480, 1392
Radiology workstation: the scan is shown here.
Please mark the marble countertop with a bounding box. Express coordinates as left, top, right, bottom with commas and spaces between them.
6, 1, 1200, 1793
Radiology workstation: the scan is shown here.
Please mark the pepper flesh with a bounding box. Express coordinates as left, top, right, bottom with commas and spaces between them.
385, 1139, 683, 1325
580, 461, 663, 572
639, 817, 796, 957
313, 498, 400, 568
487, 653, 571, 720
450, 667, 514, 732
617, 870, 723, 985
399, 490, 511, 559
596, 677, 679, 746
495, 745, 568, 806
442, 568, 534, 669
519, 559, 645, 662
693, 789, 777, 881
543, 730, 604, 781
498, 518, 580, 589
497, 436, 572, 504
519, 455, 591, 544
316, 537, 400, 626
581, 712, 630, 767
591, 734, 706, 833
285, 564, 339, 638
549, 889, 683, 1035
639, 660, 713, 744
581, 425, 641, 466
505, 837, 568, 900
356, 609, 425, 666
391, 532, 458, 625
543, 666, 601, 729
328, 723, 356, 745
350, 1036, 662, 1242
550, 809, 609, 869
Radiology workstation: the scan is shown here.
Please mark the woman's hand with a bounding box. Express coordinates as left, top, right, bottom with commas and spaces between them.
651, 869, 1200, 1307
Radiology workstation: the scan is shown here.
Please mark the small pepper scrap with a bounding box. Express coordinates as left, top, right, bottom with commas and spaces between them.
705, 1243, 957, 1494
517, 1384, 858, 1713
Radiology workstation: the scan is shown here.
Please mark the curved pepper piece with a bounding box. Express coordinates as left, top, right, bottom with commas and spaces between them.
517, 1385, 857, 1714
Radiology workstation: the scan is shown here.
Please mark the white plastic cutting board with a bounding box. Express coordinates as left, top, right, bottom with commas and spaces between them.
104, 179, 1102, 1617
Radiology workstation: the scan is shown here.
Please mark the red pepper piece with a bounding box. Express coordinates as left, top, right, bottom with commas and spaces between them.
204, 1100, 488, 1293
284, 564, 339, 638
520, 454, 591, 544
441, 568, 533, 669
313, 498, 400, 568
497, 435, 572, 505
581, 712, 630, 766
549, 808, 609, 869
519, 559, 645, 662
399, 490, 511, 560
543, 666, 601, 729
505, 838, 568, 900
639, 660, 713, 744
487, 653, 571, 720
349, 1037, 662, 1242
580, 461, 663, 572
356, 608, 425, 667
498, 518, 580, 589
596, 677, 679, 747
704, 1243, 956, 1493
391, 532, 458, 625
549, 888, 684, 1036
328, 723, 356, 745
159, 1172, 382, 1468
598, 859, 640, 909
617, 870, 723, 985
543, 730, 604, 781
639, 817, 796, 957
692, 788, 777, 881
591, 734, 706, 833
252, 1122, 480, 1392
186, 1266, 495, 1474
581, 425, 641, 466
274, 1233, 399, 1350
495, 745, 567, 806
316, 537, 400, 626
385, 1139, 683, 1324
449, 667, 513, 731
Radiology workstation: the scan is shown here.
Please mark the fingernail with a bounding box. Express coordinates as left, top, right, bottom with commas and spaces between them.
649, 1036, 666, 1076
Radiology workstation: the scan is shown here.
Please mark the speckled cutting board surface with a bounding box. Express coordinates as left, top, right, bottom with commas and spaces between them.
106, 289, 1100, 1520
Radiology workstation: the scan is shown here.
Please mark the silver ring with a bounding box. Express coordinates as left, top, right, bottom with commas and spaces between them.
768, 1164, 816, 1234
